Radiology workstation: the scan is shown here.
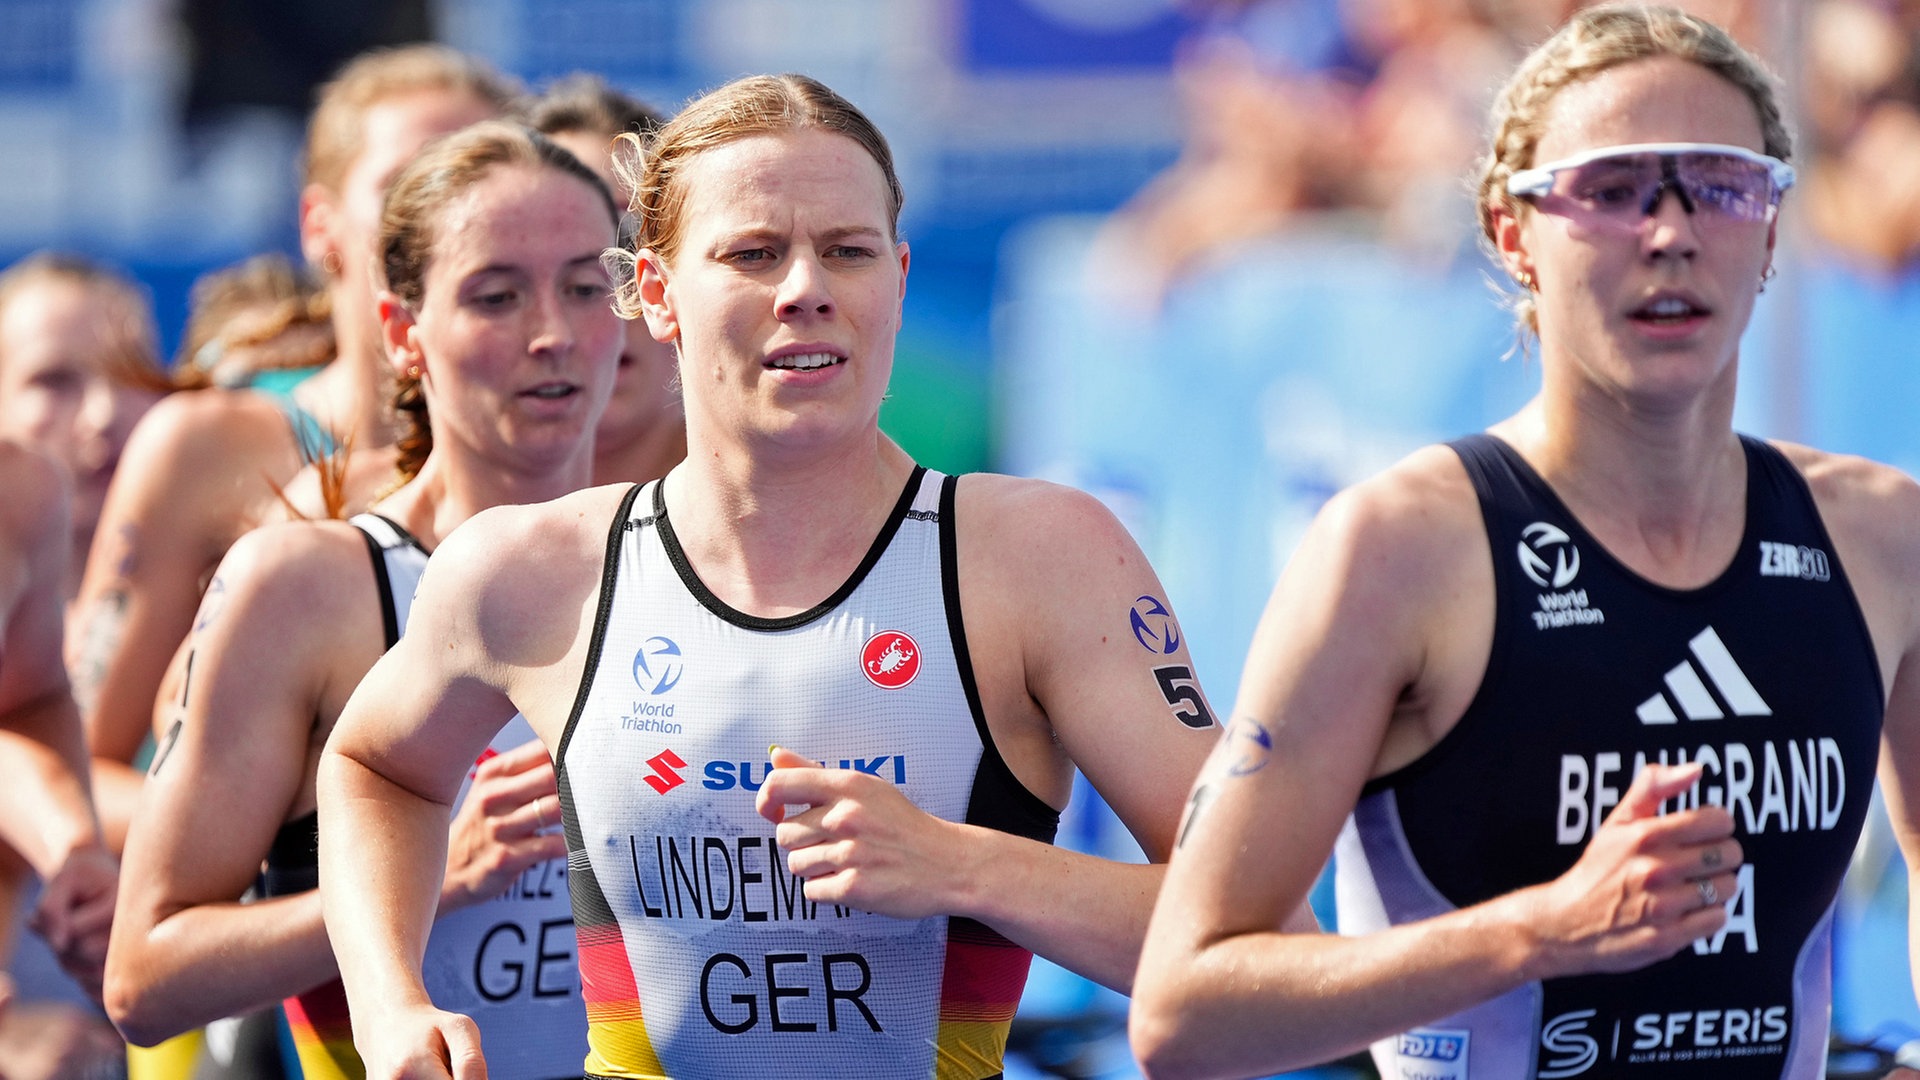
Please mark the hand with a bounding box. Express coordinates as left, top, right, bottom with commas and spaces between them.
28, 843, 117, 1002
439, 741, 566, 916
1520, 762, 1740, 979
755, 745, 964, 920
354, 1004, 488, 1080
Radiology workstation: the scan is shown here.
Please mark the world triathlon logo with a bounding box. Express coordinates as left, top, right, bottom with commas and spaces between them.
1519, 522, 1581, 589
1129, 595, 1181, 654
632, 636, 685, 696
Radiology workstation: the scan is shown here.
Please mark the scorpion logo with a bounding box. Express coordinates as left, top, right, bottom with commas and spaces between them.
861, 630, 921, 689
870, 640, 914, 676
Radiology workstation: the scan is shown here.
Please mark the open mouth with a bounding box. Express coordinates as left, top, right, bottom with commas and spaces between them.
767, 351, 844, 372
1630, 295, 1711, 325
521, 382, 580, 400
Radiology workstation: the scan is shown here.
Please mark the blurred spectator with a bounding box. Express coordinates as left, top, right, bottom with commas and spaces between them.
527, 73, 688, 487
1802, 0, 1920, 273
0, 252, 164, 1080
1098, 0, 1777, 299
0, 254, 168, 599
1090, 7, 1361, 304
174, 254, 335, 392
0, 444, 122, 1079
1344, 0, 1523, 258
65, 45, 517, 863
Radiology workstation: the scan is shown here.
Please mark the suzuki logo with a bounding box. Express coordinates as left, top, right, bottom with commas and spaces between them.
1519, 522, 1581, 589
644, 749, 687, 794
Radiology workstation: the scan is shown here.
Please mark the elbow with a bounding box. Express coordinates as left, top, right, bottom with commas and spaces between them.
1129, 981, 1211, 1080
104, 963, 185, 1048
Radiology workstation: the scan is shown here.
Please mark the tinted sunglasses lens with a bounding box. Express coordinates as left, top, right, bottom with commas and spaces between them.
1549, 152, 1775, 224
1550, 154, 1661, 220
1673, 154, 1776, 222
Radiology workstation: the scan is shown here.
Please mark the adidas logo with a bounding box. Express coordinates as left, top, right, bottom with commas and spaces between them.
1636, 627, 1772, 724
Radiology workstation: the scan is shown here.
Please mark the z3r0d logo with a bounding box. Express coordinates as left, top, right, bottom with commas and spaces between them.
633, 636, 685, 696
1519, 522, 1581, 589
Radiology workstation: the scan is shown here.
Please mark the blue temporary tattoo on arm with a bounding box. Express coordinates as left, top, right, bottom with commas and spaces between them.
1130, 595, 1181, 654
1226, 716, 1273, 777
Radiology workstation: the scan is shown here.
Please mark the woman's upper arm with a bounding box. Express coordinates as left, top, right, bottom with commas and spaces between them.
1158, 452, 1486, 938
120, 525, 377, 922
1798, 450, 1920, 866
0, 447, 73, 717
69, 394, 292, 760
323, 497, 606, 803
963, 477, 1223, 859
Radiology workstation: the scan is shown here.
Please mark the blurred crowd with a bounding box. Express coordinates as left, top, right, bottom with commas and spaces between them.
1104, 0, 1920, 298
1803, 0, 1920, 271
0, 46, 681, 1078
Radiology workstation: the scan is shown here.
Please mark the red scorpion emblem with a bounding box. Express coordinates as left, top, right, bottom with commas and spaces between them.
862, 630, 921, 689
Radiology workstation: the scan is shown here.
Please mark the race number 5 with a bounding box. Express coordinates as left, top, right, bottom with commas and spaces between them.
1152, 665, 1216, 729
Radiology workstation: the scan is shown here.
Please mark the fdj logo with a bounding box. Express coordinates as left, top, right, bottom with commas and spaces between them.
1130, 595, 1181, 654
1399, 1032, 1463, 1062
1397, 1027, 1470, 1080
1519, 522, 1581, 589
633, 636, 685, 696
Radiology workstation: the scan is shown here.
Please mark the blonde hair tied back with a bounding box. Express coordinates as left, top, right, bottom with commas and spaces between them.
1474, 3, 1792, 342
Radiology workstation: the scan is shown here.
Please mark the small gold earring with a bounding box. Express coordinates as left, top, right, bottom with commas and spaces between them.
1515, 269, 1536, 291
407, 364, 421, 379
1759, 265, 1777, 294
322, 251, 344, 277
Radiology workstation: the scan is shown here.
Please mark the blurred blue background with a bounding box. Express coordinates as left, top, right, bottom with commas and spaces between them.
6, 0, 1920, 1075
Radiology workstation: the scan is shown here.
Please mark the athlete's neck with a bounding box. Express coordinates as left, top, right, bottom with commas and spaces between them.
378, 449, 597, 550
1491, 390, 1748, 590
593, 415, 688, 488
662, 432, 918, 619
291, 304, 402, 450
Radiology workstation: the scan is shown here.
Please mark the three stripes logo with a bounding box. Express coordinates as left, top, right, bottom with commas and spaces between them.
644, 748, 688, 794
1636, 627, 1772, 724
